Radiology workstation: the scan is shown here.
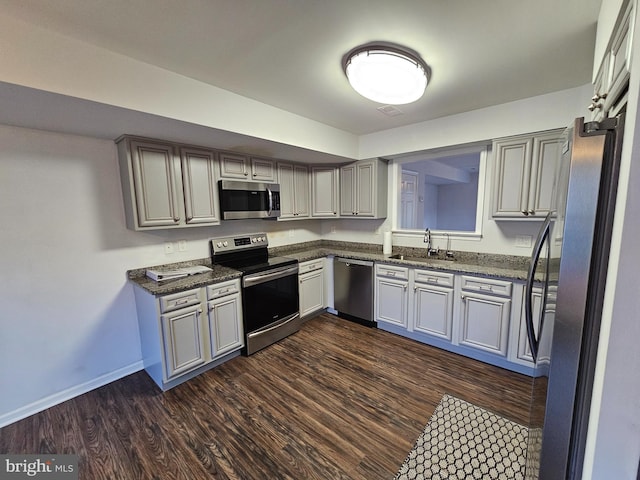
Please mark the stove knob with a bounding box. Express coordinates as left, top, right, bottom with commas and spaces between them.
251, 237, 257, 243
216, 242, 223, 248
260, 236, 265, 242
223, 241, 228, 247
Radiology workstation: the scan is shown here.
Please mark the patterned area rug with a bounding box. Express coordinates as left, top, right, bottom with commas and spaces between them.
394, 394, 529, 480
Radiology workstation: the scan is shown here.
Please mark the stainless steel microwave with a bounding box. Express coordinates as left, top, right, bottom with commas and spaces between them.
218, 180, 281, 220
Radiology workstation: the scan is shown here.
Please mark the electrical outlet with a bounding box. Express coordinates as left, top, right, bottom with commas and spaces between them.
289, 229, 295, 238
164, 242, 174, 254
330, 225, 337, 234
515, 235, 533, 248
178, 240, 187, 252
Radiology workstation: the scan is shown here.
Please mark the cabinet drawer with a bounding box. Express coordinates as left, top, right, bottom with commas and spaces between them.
299, 258, 324, 274
206, 279, 241, 301
376, 263, 409, 280
460, 276, 512, 297
159, 288, 201, 313
414, 269, 454, 287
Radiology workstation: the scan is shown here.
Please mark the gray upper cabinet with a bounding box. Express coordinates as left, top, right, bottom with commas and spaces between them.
180, 147, 220, 225
311, 166, 339, 217
491, 130, 562, 219
117, 136, 221, 230
277, 162, 310, 219
118, 137, 182, 229
591, 0, 634, 120
339, 159, 387, 218
218, 152, 250, 179
218, 152, 275, 182
250, 157, 276, 182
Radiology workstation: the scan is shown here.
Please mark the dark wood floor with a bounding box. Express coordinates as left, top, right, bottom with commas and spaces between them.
0, 314, 533, 479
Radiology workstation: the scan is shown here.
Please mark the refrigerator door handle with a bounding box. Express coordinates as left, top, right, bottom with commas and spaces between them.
525, 212, 552, 362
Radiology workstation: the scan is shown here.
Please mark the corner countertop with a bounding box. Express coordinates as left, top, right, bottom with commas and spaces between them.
127, 240, 536, 297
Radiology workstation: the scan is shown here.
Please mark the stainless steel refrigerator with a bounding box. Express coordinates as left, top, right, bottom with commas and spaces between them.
524, 113, 625, 479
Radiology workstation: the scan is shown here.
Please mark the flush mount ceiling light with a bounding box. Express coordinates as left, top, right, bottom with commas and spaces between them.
342, 43, 430, 105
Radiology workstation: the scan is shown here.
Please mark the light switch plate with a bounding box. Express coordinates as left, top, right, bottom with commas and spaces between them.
178, 240, 187, 252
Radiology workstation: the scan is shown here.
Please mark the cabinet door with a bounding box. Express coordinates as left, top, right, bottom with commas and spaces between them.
299, 268, 324, 317
492, 137, 532, 218
250, 157, 276, 182
161, 305, 206, 379
278, 163, 310, 219
208, 292, 244, 358
219, 152, 249, 179
517, 287, 543, 363
293, 165, 310, 217
528, 135, 562, 217
180, 147, 220, 225
278, 163, 296, 219
339, 164, 356, 216
129, 139, 182, 227
311, 166, 339, 217
375, 276, 408, 327
458, 292, 511, 356
413, 283, 454, 340
356, 161, 375, 216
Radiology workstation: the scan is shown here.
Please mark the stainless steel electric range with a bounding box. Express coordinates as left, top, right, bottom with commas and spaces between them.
210, 233, 300, 355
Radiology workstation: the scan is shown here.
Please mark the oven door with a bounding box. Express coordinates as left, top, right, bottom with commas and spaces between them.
242, 264, 300, 354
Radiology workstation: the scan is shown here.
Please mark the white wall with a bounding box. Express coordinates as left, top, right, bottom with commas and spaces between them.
0, 12, 358, 161
0, 124, 324, 427
359, 84, 592, 160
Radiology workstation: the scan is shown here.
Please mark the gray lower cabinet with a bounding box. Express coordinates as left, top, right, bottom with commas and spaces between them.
375, 264, 409, 328
374, 262, 539, 376
133, 279, 243, 390
206, 281, 244, 357
457, 276, 512, 357
299, 258, 325, 318
412, 269, 454, 341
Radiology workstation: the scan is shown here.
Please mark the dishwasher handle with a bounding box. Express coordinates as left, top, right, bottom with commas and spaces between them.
335, 257, 373, 267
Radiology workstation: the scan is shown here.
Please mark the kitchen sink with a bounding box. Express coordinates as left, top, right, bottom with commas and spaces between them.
388, 253, 455, 262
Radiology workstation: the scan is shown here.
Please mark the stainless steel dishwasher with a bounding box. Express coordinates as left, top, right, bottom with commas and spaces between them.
333, 257, 375, 326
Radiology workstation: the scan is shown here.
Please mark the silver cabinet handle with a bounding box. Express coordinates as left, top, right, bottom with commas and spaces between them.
522, 210, 529, 216
529, 210, 535, 215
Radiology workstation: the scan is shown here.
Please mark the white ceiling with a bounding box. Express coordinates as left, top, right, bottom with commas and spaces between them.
0, 0, 602, 136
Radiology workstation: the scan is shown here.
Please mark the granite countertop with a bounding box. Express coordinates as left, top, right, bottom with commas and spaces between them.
271, 240, 534, 281
128, 240, 537, 297
127, 260, 242, 296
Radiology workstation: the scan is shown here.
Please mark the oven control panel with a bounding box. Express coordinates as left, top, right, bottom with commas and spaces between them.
210, 233, 268, 253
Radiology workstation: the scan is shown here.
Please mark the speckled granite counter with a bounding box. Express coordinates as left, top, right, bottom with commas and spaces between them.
127, 260, 241, 296
271, 240, 534, 281
128, 240, 536, 297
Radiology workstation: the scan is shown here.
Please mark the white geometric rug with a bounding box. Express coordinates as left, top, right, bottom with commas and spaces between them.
394, 394, 529, 480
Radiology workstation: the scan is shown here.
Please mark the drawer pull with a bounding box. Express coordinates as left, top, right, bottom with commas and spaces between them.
176, 298, 189, 305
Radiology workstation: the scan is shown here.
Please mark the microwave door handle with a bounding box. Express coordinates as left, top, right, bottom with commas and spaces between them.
266, 187, 273, 216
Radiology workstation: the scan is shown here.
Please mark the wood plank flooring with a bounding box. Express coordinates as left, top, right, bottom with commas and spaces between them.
0, 313, 533, 479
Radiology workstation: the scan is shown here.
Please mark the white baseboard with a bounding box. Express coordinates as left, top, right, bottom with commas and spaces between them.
0, 361, 144, 428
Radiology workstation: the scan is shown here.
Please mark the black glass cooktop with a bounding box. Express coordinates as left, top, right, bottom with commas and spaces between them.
213, 251, 297, 275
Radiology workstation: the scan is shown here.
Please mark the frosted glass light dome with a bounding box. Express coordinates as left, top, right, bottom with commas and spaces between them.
344, 44, 429, 105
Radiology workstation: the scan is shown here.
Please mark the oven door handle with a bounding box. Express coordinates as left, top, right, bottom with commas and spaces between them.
247, 312, 300, 339
243, 264, 299, 287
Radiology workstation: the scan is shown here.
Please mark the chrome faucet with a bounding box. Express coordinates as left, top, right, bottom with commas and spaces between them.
424, 228, 439, 257
444, 233, 454, 259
